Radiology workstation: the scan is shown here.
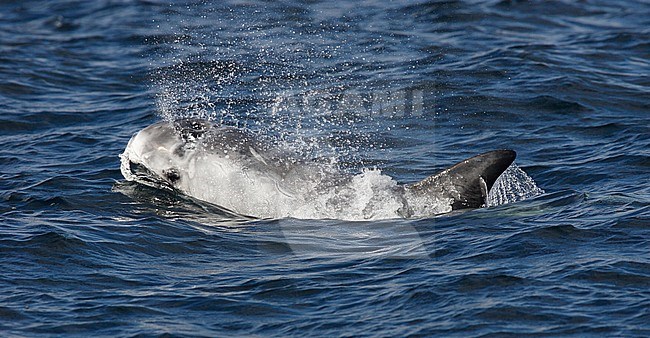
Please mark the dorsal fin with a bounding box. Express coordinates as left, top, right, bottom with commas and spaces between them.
406, 150, 516, 210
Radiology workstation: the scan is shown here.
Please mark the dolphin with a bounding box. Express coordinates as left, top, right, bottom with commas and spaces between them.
120, 119, 516, 220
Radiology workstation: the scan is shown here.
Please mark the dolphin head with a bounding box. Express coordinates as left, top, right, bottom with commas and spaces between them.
120, 119, 212, 188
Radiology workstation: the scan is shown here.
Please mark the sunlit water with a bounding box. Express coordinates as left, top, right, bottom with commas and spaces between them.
1, 0, 649, 336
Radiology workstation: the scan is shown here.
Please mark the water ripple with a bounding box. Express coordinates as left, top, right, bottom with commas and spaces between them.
1, 0, 649, 336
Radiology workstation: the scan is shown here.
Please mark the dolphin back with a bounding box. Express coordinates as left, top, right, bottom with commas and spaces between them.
405, 150, 516, 211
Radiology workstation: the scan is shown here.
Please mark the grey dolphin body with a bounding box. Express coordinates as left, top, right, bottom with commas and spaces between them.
121, 119, 516, 218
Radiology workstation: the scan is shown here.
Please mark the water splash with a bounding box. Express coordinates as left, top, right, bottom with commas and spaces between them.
487, 164, 545, 207
146, 2, 417, 171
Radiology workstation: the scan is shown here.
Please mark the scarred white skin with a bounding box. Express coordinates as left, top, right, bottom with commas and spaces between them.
120, 120, 417, 220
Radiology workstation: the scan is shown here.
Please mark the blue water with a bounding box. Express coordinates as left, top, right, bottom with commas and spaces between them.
2, 0, 649, 336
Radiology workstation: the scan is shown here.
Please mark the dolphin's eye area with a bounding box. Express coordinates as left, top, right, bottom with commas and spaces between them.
163, 168, 181, 184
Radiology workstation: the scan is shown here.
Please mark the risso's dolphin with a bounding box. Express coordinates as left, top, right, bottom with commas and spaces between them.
120, 119, 516, 220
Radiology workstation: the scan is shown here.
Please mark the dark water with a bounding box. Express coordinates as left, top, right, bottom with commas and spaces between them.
2, 0, 649, 336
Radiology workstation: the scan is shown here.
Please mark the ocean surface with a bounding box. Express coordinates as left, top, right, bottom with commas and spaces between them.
1, 0, 649, 336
